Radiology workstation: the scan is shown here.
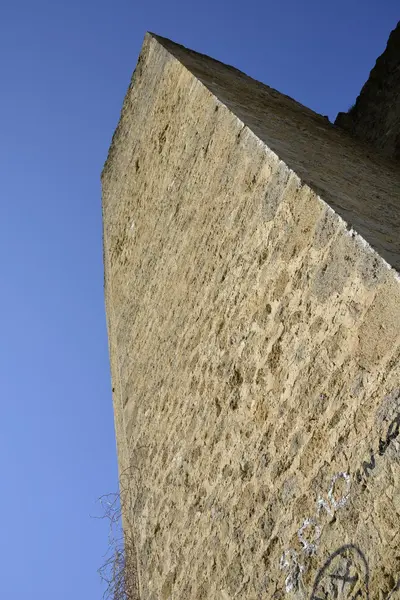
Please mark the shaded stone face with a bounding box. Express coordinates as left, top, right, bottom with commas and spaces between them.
335, 21, 400, 162
102, 33, 400, 600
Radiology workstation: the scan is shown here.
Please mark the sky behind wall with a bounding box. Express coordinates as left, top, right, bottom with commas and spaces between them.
0, 1, 398, 599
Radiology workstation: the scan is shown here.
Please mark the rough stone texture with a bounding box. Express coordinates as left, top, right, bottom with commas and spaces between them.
335, 21, 400, 162
102, 33, 400, 599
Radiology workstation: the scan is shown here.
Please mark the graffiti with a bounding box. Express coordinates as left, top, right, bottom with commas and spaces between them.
310, 545, 369, 600
298, 518, 321, 556
280, 549, 304, 593
280, 391, 400, 595
280, 471, 351, 587
310, 547, 400, 600
355, 411, 400, 484
328, 473, 351, 510
386, 578, 400, 599
318, 472, 351, 518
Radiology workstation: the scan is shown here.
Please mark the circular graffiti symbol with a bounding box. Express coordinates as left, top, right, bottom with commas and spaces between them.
386, 578, 400, 599
310, 545, 369, 600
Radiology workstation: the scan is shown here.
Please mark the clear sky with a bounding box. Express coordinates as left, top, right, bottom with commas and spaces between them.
1, 1, 398, 599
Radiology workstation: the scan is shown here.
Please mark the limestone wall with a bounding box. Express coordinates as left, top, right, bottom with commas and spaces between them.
102, 33, 400, 599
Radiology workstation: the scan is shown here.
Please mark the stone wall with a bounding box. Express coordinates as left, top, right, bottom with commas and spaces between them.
335, 21, 400, 162
102, 33, 400, 599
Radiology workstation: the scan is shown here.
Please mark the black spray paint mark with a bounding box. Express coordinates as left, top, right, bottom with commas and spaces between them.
379, 413, 400, 455
355, 412, 400, 484
385, 577, 400, 599
310, 545, 369, 600
361, 450, 375, 479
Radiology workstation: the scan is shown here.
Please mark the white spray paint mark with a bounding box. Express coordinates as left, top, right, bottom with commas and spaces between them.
317, 471, 351, 516
279, 549, 305, 593
328, 471, 351, 510
280, 470, 353, 594
297, 517, 321, 555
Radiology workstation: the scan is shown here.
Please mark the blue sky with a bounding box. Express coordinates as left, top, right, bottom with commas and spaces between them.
0, 1, 398, 599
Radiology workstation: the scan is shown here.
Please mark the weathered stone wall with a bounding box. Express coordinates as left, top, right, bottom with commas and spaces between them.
102, 33, 400, 599
335, 21, 400, 162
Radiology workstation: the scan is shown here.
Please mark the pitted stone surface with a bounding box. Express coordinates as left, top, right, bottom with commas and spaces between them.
102, 33, 400, 599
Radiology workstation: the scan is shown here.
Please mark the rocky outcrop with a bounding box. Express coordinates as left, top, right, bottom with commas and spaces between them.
335, 21, 400, 161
